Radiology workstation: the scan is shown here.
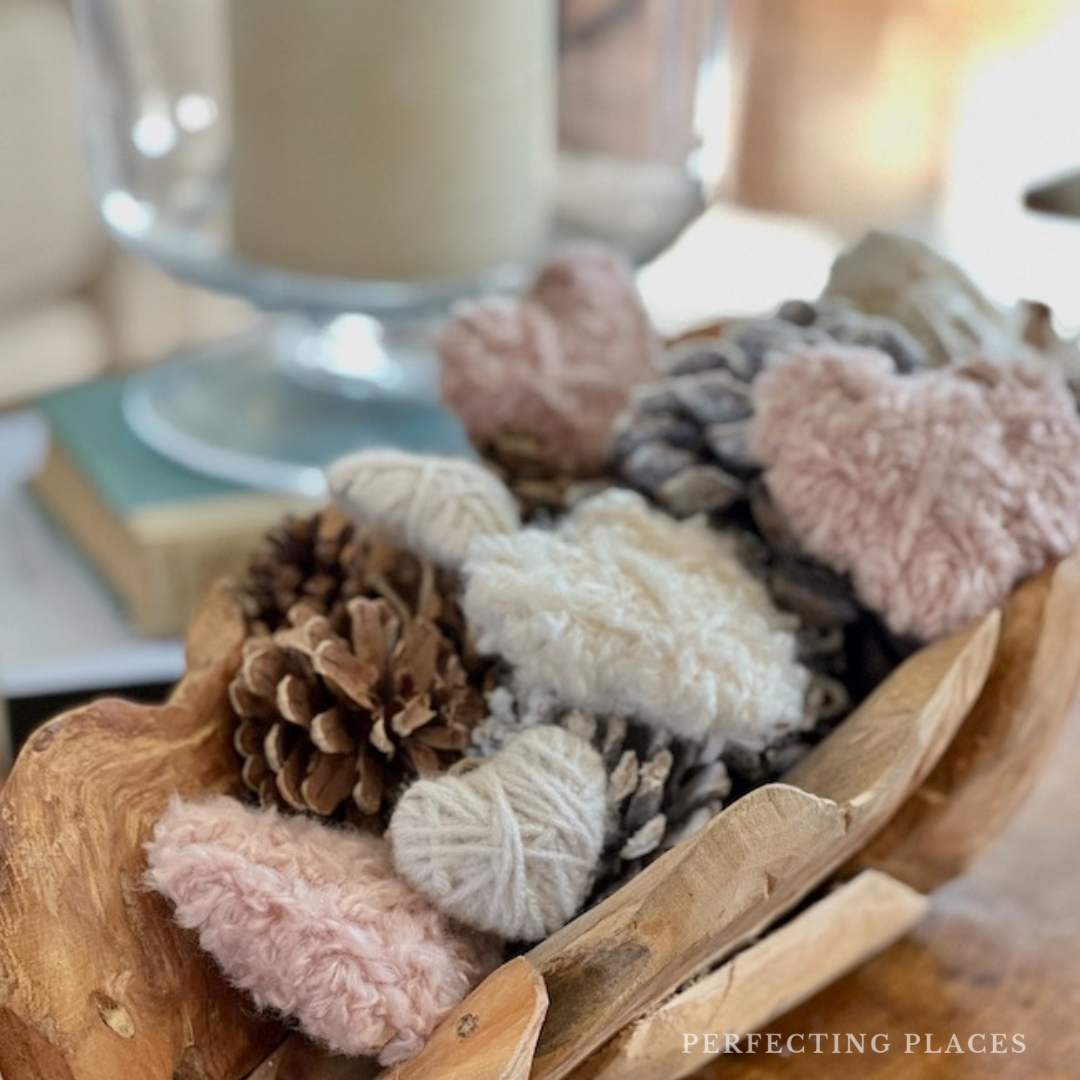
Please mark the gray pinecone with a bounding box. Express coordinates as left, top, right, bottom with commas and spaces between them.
468, 684, 732, 892
468, 669, 849, 898
610, 303, 922, 747
612, 298, 928, 520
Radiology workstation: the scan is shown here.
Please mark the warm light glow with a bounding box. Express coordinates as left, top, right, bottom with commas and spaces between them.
639, 204, 839, 336
940, 8, 1080, 328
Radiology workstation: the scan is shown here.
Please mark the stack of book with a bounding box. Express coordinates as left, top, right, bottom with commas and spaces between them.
33, 377, 317, 636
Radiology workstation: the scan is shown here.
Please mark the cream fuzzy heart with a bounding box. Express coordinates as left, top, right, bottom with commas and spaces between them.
438, 244, 661, 475
389, 725, 607, 942
752, 347, 1080, 640
462, 488, 808, 746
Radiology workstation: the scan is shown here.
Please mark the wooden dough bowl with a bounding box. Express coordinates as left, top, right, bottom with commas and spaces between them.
2, 550, 1079, 1080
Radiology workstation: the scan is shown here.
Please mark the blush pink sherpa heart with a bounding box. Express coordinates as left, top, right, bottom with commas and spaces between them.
439, 244, 661, 475
752, 347, 1080, 641
145, 796, 498, 1066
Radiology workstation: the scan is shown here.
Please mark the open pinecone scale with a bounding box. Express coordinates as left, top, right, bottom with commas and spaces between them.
229, 508, 489, 827
467, 675, 848, 902
612, 297, 929, 521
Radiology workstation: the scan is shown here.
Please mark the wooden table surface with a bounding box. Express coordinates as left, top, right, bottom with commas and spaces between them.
700, 707, 1080, 1079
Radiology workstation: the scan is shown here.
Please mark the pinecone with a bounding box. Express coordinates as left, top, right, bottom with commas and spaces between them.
570, 712, 732, 891
469, 675, 849, 899
612, 298, 928, 520
721, 508, 917, 794
773, 298, 930, 373
229, 508, 489, 826
611, 304, 924, 740
238, 507, 462, 635
732, 484, 861, 633
475, 430, 609, 522
735, 484, 919, 681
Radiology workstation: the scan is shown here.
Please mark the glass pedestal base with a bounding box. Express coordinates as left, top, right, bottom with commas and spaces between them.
123, 319, 473, 496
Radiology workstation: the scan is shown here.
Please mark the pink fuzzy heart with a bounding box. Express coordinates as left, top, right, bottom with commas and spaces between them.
439, 244, 661, 475
752, 347, 1080, 640
145, 796, 497, 1066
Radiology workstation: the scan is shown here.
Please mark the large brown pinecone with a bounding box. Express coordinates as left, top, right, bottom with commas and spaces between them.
612, 298, 928, 520
229, 508, 489, 827
238, 508, 458, 634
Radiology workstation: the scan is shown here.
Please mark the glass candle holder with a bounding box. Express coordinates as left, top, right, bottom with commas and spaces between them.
74, 0, 731, 492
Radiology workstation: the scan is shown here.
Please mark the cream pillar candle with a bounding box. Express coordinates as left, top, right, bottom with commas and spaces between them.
229, 0, 557, 282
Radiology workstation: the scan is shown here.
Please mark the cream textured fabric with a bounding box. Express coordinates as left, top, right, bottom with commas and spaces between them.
462, 489, 809, 746
389, 725, 607, 942
327, 449, 520, 569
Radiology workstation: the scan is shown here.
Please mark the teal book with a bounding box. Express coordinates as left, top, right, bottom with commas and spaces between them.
33, 377, 317, 636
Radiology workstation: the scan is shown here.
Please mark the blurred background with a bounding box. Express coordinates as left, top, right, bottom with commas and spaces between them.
3, 0, 1080, 772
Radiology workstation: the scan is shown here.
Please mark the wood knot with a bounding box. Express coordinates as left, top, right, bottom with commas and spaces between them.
456, 1013, 480, 1040
91, 991, 135, 1038
31, 724, 59, 753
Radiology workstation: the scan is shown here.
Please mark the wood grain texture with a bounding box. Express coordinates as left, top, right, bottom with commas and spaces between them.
572, 871, 929, 1080
243, 604, 1001, 1080
0, 585, 282, 1080
783, 610, 1000, 813
385, 958, 548, 1080
849, 552, 1080, 891
8, 562, 1065, 1080
699, 694, 1080, 1079
404, 610, 998, 1080
529, 784, 847, 1079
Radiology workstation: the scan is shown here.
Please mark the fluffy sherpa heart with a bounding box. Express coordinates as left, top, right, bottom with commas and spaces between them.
752, 347, 1080, 640
327, 449, 520, 569
389, 725, 607, 942
145, 796, 497, 1066
439, 244, 661, 474
461, 488, 809, 746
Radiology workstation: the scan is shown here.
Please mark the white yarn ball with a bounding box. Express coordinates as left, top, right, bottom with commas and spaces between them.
388, 725, 606, 942
327, 449, 520, 568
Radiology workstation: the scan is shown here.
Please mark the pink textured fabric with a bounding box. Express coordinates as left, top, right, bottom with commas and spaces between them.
752, 347, 1080, 641
439, 244, 661, 474
145, 796, 497, 1065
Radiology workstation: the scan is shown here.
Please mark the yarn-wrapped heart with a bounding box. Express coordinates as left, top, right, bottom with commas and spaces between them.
752, 347, 1080, 640
327, 449, 520, 569
388, 725, 607, 942
439, 244, 661, 475
145, 796, 497, 1065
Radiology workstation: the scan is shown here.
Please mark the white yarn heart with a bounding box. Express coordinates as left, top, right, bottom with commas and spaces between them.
327, 449, 520, 568
388, 725, 606, 942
